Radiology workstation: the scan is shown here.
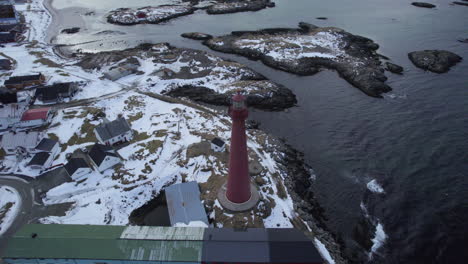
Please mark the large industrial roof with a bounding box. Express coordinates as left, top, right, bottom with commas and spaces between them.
3, 224, 324, 264
4, 224, 203, 262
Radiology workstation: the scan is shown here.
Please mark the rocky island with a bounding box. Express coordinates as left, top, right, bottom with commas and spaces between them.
408, 50, 462, 73
107, 5, 196, 25
76, 43, 296, 110
195, 23, 393, 97
107, 0, 275, 25
206, 0, 275, 14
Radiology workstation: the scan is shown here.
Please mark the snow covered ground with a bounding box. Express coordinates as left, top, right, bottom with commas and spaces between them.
0, 186, 21, 236
233, 31, 346, 62
40, 90, 297, 228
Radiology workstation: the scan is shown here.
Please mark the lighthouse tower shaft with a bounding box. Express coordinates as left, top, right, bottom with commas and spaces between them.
226, 107, 251, 203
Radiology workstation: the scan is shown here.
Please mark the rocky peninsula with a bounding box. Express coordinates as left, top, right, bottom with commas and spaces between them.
408, 50, 462, 73
196, 23, 393, 97
76, 43, 296, 110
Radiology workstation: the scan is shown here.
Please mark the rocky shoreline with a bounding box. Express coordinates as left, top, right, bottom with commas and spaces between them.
195, 22, 393, 97
75, 43, 297, 111
264, 136, 348, 264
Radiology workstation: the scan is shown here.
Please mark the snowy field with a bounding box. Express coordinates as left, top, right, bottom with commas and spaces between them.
0, 186, 21, 236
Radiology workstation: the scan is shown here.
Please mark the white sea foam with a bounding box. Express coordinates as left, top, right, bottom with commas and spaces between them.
369, 222, 387, 259
314, 238, 336, 264
367, 179, 385, 193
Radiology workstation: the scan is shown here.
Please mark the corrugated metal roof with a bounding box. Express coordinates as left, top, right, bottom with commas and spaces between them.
165, 181, 209, 226
1, 131, 41, 149
4, 224, 203, 261
121, 226, 205, 241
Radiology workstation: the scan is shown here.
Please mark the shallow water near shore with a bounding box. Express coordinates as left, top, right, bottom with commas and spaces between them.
49, 0, 468, 263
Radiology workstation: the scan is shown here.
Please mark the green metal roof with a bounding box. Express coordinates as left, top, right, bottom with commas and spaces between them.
3, 224, 204, 261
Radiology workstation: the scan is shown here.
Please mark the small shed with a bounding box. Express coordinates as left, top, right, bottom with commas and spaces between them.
211, 137, 225, 152
165, 181, 209, 227
64, 158, 92, 179
27, 152, 53, 170
103, 63, 139, 81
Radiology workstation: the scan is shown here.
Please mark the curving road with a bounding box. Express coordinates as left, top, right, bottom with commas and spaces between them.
0, 176, 37, 255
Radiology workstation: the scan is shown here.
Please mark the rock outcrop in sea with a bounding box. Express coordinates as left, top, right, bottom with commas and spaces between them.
76, 43, 296, 111
195, 22, 393, 97
385, 62, 404, 74
411, 2, 436, 8
408, 50, 462, 73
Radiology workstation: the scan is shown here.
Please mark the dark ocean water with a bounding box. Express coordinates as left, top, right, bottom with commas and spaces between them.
51, 0, 468, 263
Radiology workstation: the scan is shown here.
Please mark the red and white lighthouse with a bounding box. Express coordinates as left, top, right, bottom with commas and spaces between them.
218, 92, 259, 211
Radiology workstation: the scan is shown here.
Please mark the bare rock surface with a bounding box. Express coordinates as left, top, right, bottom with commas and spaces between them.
107, 1, 276, 25
206, 0, 274, 14
411, 2, 436, 8
181, 32, 213, 40
453, 1, 468, 6
385, 62, 404, 74
76, 43, 296, 110
200, 23, 393, 97
408, 50, 462, 73
107, 5, 196, 25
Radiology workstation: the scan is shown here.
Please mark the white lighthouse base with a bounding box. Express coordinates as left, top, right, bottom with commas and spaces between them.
217, 182, 260, 212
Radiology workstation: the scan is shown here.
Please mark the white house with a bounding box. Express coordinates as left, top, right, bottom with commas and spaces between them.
94, 117, 133, 146
27, 152, 53, 171
88, 143, 121, 172
1, 131, 42, 155
211, 137, 226, 152
64, 158, 93, 180
17, 107, 53, 128
0, 103, 27, 129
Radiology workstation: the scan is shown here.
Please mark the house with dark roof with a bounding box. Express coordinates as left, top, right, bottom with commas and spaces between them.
0, 89, 17, 104
211, 137, 226, 152
94, 117, 133, 146
27, 152, 53, 171
0, 4, 19, 25
34, 82, 78, 104
34, 138, 59, 156
0, 58, 11, 70
4, 73, 45, 90
64, 158, 93, 179
88, 143, 121, 172
17, 107, 53, 128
